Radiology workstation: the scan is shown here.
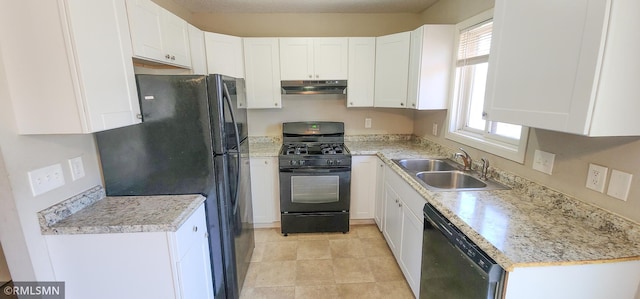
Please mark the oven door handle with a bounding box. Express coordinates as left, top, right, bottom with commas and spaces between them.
279, 168, 351, 173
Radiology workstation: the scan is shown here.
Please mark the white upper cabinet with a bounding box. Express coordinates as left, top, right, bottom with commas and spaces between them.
243, 38, 282, 109
347, 37, 376, 107
279, 38, 348, 80
407, 25, 455, 110
187, 24, 207, 75
485, 0, 640, 136
125, 0, 191, 68
0, 0, 141, 134
204, 32, 244, 78
374, 31, 411, 108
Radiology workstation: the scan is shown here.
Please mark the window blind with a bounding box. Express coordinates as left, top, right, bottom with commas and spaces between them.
457, 20, 493, 67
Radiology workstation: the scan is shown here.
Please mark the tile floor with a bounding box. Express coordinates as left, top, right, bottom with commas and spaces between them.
240, 224, 415, 299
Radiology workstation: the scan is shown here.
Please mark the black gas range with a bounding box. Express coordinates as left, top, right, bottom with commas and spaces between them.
278, 122, 352, 235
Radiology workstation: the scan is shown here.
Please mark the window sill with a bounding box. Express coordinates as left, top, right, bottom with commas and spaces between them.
444, 129, 528, 163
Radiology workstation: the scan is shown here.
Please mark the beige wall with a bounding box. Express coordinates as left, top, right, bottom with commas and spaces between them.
421, 0, 495, 24
191, 13, 424, 37
0, 46, 103, 280
248, 96, 414, 136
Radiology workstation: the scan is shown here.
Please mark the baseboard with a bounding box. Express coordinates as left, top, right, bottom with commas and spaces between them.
253, 218, 375, 229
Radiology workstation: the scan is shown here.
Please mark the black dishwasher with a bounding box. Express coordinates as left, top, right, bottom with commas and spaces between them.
420, 203, 505, 299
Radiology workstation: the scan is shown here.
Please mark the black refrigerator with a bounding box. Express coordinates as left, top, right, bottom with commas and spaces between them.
95, 74, 254, 299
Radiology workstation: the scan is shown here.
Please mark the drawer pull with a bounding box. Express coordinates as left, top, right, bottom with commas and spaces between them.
193, 226, 198, 232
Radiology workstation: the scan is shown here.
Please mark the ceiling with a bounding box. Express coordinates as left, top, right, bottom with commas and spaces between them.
172, 0, 440, 13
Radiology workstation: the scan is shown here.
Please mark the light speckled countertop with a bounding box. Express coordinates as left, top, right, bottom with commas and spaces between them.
38, 186, 205, 235
248, 135, 640, 271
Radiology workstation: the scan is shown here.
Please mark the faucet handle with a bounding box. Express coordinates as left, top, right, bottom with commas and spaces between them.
480, 158, 490, 180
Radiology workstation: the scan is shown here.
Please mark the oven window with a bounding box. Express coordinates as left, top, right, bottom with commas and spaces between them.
291, 175, 339, 204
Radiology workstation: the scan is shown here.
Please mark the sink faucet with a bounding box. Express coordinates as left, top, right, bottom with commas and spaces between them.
454, 148, 472, 171
480, 158, 490, 180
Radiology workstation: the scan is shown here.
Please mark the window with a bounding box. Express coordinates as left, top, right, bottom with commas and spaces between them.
446, 10, 529, 163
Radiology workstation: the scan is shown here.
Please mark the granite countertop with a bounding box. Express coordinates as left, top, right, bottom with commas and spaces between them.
345, 138, 640, 271
38, 186, 206, 235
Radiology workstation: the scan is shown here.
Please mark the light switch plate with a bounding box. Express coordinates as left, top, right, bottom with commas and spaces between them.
532, 150, 555, 175
28, 164, 65, 196
364, 118, 372, 129
607, 169, 632, 201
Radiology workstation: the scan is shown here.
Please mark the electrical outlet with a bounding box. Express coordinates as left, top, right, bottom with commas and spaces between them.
432, 123, 438, 136
586, 163, 608, 193
364, 118, 372, 129
68, 156, 85, 181
532, 150, 555, 175
28, 164, 65, 196
607, 169, 632, 201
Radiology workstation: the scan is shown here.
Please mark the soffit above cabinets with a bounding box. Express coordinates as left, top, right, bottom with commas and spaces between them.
171, 0, 439, 13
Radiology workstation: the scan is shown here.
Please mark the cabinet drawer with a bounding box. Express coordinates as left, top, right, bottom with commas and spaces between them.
175, 203, 207, 259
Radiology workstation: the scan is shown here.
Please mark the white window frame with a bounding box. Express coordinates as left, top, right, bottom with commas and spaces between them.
445, 9, 529, 163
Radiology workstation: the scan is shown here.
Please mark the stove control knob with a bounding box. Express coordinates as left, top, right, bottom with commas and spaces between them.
336, 160, 341, 165
327, 160, 333, 165
289, 160, 296, 166
299, 160, 305, 165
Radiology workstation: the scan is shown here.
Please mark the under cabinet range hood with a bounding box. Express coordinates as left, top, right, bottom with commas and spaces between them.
281, 80, 347, 95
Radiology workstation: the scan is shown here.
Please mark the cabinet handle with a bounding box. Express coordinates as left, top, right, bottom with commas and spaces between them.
482, 111, 488, 117
165, 54, 171, 59
308, 75, 312, 78
239, 103, 243, 107
349, 102, 353, 105
399, 202, 403, 207
315, 74, 319, 78
274, 103, 279, 106
136, 114, 143, 119
171, 55, 176, 60
412, 103, 416, 107
264, 160, 268, 165
400, 103, 404, 106
193, 226, 198, 232
395, 199, 399, 204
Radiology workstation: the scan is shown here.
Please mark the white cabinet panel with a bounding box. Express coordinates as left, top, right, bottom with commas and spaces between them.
383, 181, 402, 257
485, 0, 640, 136
1, 0, 141, 134
407, 25, 455, 110
243, 38, 282, 109
204, 32, 244, 78
399, 202, 423, 298
250, 157, 280, 224
374, 31, 411, 108
279, 38, 348, 80
126, 0, 191, 68
187, 24, 207, 75
347, 37, 376, 107
350, 156, 376, 219
374, 158, 386, 230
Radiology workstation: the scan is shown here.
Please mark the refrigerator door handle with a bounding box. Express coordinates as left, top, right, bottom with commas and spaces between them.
223, 82, 241, 215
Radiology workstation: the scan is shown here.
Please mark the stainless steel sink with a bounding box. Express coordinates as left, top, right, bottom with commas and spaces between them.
393, 159, 458, 172
416, 171, 487, 189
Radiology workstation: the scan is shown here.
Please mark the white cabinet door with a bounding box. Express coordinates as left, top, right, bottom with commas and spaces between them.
2, 0, 141, 134
279, 38, 314, 80
374, 31, 411, 108
374, 158, 386, 230
485, 0, 640, 136
279, 37, 348, 80
250, 157, 280, 224
347, 37, 376, 107
126, 0, 191, 68
243, 38, 282, 109
383, 182, 402, 258
313, 38, 349, 80
204, 32, 244, 78
175, 204, 214, 299
407, 25, 455, 110
187, 24, 207, 75
400, 205, 423, 298
350, 156, 376, 220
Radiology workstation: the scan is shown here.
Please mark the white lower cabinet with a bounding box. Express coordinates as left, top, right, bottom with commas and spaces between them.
382, 164, 424, 298
350, 156, 377, 219
250, 157, 280, 225
45, 203, 213, 299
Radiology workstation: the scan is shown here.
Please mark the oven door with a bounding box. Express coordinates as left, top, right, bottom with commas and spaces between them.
279, 168, 351, 213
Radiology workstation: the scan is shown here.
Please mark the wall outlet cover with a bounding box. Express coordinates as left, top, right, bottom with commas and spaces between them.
68, 156, 85, 181
532, 150, 555, 175
364, 118, 372, 129
607, 169, 632, 201
586, 163, 608, 193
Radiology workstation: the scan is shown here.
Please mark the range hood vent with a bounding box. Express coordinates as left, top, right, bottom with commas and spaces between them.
281, 80, 347, 95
